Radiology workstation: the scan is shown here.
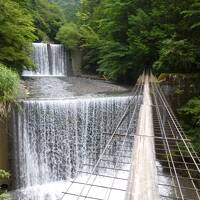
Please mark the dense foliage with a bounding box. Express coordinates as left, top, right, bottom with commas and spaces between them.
15, 0, 65, 42
0, 64, 19, 104
0, 0, 36, 72
56, 23, 81, 47
56, 0, 200, 82
53, 0, 80, 21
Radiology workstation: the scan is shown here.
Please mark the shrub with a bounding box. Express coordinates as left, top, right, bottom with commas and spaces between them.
56, 23, 81, 48
0, 64, 19, 103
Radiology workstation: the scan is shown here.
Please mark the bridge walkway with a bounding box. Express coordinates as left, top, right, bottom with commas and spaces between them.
61, 73, 200, 200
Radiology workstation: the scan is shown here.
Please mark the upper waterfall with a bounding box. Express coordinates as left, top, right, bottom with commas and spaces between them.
23, 43, 69, 77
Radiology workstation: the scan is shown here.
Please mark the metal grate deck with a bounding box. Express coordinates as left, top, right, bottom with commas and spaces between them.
150, 74, 200, 200
61, 73, 200, 200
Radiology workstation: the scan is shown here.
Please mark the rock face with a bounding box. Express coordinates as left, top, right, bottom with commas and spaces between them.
71, 48, 82, 76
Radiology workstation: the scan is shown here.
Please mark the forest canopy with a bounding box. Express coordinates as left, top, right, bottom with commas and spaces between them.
0, 0, 36, 71
56, 0, 200, 82
3, 0, 200, 80
0, 0, 199, 80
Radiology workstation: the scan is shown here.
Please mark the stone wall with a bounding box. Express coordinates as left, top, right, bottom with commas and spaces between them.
71, 48, 82, 76
0, 119, 9, 186
0, 119, 9, 171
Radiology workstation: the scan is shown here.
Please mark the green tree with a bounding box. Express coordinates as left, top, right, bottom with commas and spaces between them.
59, 0, 200, 82
0, 0, 36, 72
183, 1, 200, 29
56, 23, 81, 48
15, 0, 65, 42
53, 0, 80, 21
154, 39, 199, 73
33, 0, 65, 41
153, 0, 200, 73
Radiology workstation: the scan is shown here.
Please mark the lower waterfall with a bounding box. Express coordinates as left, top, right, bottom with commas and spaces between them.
11, 96, 133, 200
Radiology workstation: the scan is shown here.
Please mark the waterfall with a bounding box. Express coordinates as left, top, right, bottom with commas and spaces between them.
22, 43, 69, 76
51, 44, 66, 75
11, 96, 131, 194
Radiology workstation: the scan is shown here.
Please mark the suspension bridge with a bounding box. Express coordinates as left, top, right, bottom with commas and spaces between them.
61, 73, 200, 200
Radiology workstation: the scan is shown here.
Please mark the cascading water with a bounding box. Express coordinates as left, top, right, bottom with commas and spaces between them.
22, 43, 69, 76
11, 96, 132, 200
11, 39, 139, 200
51, 44, 66, 75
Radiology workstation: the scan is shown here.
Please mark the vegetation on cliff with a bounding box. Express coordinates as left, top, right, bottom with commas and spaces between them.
0, 169, 10, 199
0, 64, 19, 103
0, 64, 19, 118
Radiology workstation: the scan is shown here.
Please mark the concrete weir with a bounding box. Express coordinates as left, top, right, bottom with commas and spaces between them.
0, 120, 9, 171
126, 75, 160, 200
